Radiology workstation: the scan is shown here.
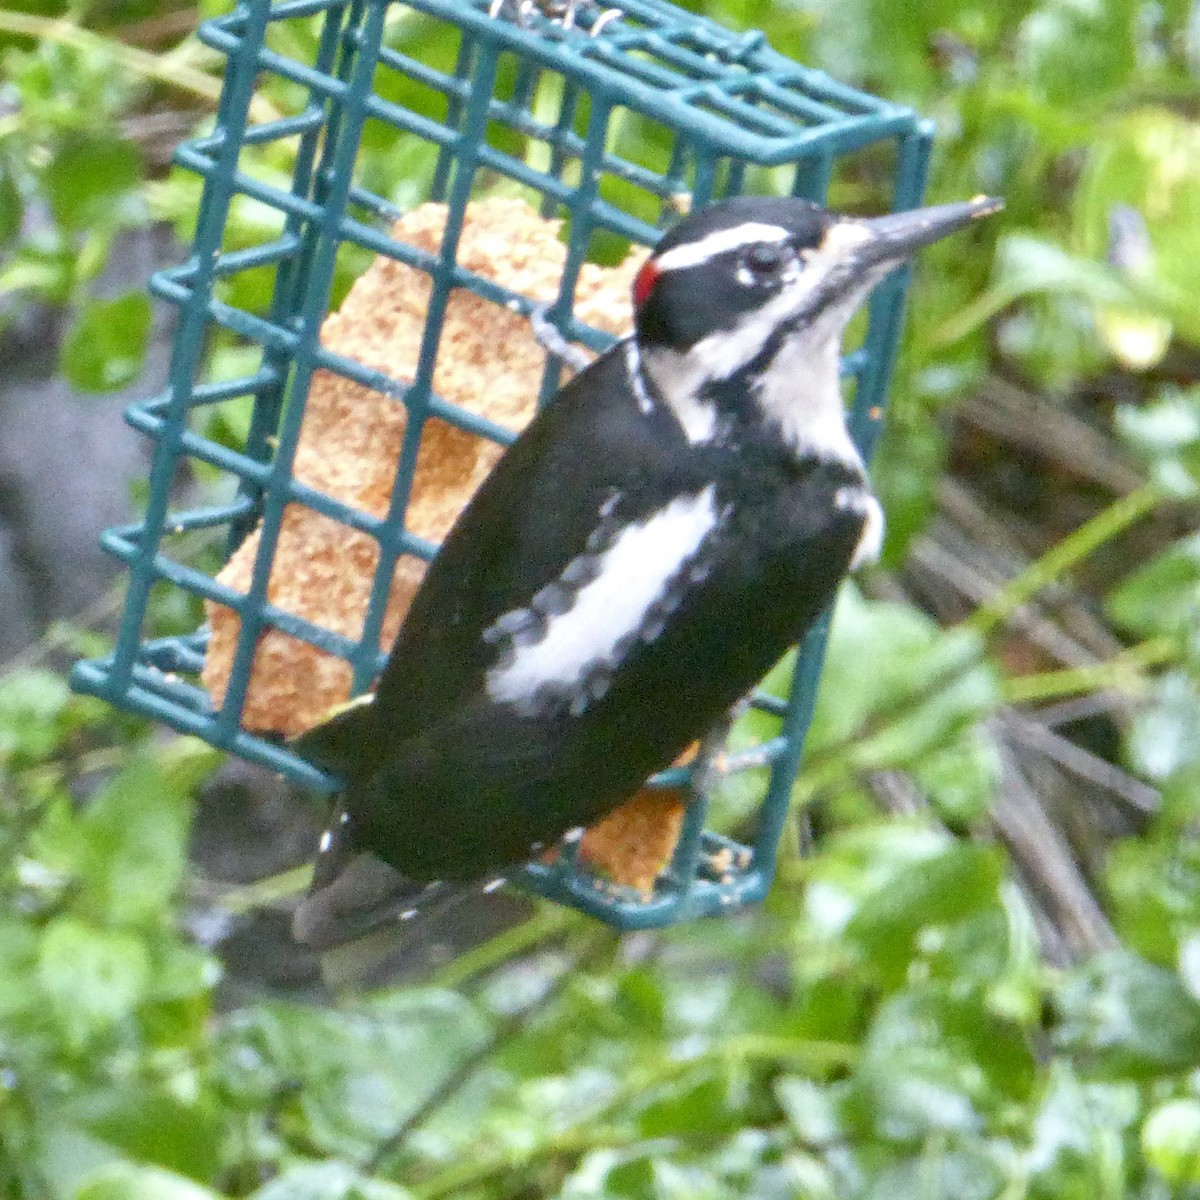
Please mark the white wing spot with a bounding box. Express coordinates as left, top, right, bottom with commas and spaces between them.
318, 829, 332, 853
485, 487, 719, 711
400, 908, 419, 921
482, 877, 506, 894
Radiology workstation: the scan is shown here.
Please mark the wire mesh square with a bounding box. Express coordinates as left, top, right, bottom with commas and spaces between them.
70, 0, 933, 928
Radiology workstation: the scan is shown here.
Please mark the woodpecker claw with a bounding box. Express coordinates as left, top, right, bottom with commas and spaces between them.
530, 303, 594, 374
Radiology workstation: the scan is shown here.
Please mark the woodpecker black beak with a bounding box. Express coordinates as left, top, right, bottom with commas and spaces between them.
855, 195, 1004, 265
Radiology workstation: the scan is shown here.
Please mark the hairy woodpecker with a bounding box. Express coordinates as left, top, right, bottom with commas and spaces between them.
292, 193, 1001, 948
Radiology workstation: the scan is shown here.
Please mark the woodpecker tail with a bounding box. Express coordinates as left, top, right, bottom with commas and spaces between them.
292, 846, 447, 951
292, 805, 510, 954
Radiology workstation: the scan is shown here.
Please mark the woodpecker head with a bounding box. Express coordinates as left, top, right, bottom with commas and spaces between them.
629, 194, 1001, 453
633, 194, 1001, 353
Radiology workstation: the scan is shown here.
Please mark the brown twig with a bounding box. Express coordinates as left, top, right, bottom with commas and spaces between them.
998, 709, 1158, 815
957, 376, 1144, 495
989, 744, 1119, 962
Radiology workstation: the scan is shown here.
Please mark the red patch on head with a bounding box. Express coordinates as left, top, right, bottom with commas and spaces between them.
632, 259, 660, 309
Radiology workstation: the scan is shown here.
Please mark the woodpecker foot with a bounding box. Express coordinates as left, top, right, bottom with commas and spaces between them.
529, 303, 594, 374
687, 703, 742, 802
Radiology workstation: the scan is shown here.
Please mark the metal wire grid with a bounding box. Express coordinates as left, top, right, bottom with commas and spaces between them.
69, 0, 933, 927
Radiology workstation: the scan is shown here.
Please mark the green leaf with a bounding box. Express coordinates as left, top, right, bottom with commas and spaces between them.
42, 136, 140, 234
76, 756, 193, 926
249, 1162, 412, 1200
929, 900, 1043, 1029
943, 234, 1138, 342
1015, 0, 1137, 106
0, 241, 76, 306
613, 968, 668, 1036
911, 729, 1001, 824
221, 990, 490, 1159
651, 1159, 727, 1200
73, 1090, 225, 1186
847, 990, 989, 1143
1024, 1064, 1139, 1194
0, 165, 21, 247
1142, 1099, 1200, 1185
1160, 764, 1200, 829
63, 292, 152, 393
0, 918, 41, 1024
808, 587, 999, 777
870, 417, 948, 566
855, 1149, 1004, 1200
30, 1124, 122, 1200
74, 1163, 224, 1200
0, 668, 71, 762
1074, 108, 1200, 344
37, 917, 150, 1048
797, 824, 1010, 1003
1053, 951, 1200, 1075
1125, 671, 1200, 783
1108, 834, 1200, 963
995, 293, 1109, 392
1107, 534, 1200, 639
638, 1074, 743, 1140
843, 841, 1003, 987
801, 823, 951, 936
588, 1152, 657, 1199
1115, 387, 1200, 498
775, 1077, 841, 1147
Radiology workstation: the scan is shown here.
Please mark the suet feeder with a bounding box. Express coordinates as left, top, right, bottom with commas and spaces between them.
70, 0, 934, 930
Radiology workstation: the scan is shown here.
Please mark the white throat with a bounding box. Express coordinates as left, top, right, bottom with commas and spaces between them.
640, 317, 866, 467
638, 345, 721, 443
753, 323, 864, 468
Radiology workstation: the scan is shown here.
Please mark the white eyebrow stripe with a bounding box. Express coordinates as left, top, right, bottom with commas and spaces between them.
654, 222, 791, 273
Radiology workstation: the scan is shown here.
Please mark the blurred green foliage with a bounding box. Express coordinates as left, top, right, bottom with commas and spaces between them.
4, 0, 1200, 1196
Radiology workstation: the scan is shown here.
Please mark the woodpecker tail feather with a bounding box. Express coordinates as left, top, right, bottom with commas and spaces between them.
293, 804, 510, 954
292, 847, 450, 951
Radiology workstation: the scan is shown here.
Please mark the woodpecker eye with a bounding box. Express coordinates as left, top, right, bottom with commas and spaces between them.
740, 241, 789, 281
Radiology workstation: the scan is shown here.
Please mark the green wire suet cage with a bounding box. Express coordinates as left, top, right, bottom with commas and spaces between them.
70, 0, 934, 929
